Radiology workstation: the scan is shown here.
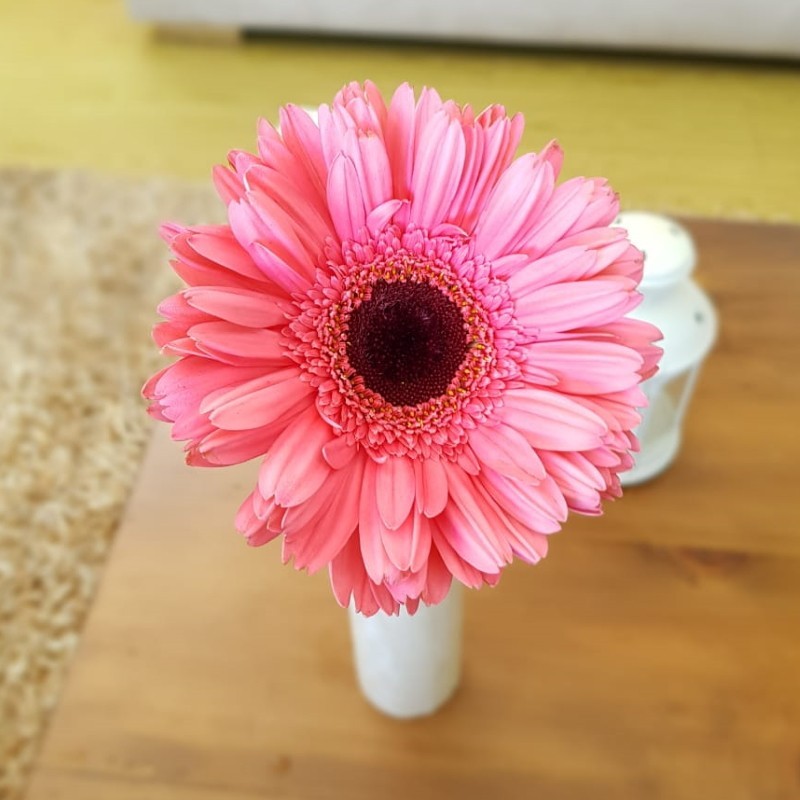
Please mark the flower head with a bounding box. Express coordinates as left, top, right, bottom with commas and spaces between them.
144, 82, 661, 615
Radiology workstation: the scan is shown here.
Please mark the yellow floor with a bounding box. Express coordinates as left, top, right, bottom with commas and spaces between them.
2, 0, 799, 221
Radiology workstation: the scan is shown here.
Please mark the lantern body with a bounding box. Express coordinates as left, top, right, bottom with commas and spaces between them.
615, 213, 717, 485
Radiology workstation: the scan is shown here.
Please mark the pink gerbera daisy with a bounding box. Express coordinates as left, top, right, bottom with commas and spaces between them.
144, 81, 661, 616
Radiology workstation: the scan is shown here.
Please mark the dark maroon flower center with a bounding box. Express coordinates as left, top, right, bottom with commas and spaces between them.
346, 280, 468, 406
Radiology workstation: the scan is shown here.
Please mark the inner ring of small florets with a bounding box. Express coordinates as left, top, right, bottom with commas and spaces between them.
346, 279, 469, 406
287, 230, 510, 460
326, 257, 494, 424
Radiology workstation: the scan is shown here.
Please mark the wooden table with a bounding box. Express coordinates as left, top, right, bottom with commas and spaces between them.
26, 221, 800, 800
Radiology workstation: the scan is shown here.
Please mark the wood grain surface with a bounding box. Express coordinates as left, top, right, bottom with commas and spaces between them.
26, 220, 800, 800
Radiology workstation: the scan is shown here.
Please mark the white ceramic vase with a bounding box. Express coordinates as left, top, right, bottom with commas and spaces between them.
348, 584, 463, 718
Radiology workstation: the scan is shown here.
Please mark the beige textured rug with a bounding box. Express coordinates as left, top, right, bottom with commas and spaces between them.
0, 170, 220, 799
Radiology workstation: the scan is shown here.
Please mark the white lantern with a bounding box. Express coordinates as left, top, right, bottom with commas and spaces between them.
614, 212, 718, 485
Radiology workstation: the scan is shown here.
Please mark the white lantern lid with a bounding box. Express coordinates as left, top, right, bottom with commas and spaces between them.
613, 211, 716, 375
614, 211, 697, 289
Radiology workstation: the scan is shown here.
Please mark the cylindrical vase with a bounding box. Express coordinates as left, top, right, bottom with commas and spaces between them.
348, 584, 463, 718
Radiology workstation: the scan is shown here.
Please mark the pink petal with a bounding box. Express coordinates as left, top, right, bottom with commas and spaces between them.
378, 511, 413, 573
327, 540, 364, 609
145, 357, 260, 408
370, 582, 402, 616
414, 86, 445, 132
501, 387, 607, 450
540, 450, 606, 514
501, 517, 550, 563
469, 422, 546, 484
330, 535, 399, 616
188, 321, 286, 364
455, 114, 528, 231
447, 122, 482, 226
381, 509, 432, 573
547, 231, 634, 281
345, 93, 386, 135
322, 435, 358, 469
281, 466, 344, 534
479, 467, 567, 531
563, 178, 619, 236
333, 81, 388, 134
235, 490, 280, 545
194, 423, 288, 466
284, 456, 364, 573
255, 118, 310, 181
157, 292, 208, 327
228, 149, 260, 174
255, 116, 282, 158
471, 475, 551, 563
258, 407, 334, 507
244, 164, 334, 253
409, 111, 466, 228
549, 224, 628, 255
330, 534, 382, 614
197, 365, 293, 413
385, 82, 416, 198
169, 256, 265, 293
184, 286, 289, 329
243, 191, 317, 281
366, 199, 405, 236
342, 128, 392, 213
473, 151, 555, 260
593, 318, 663, 379
440, 463, 512, 571
152, 318, 188, 347
536, 138, 564, 177
228, 201, 310, 294
375, 456, 416, 531
430, 523, 492, 589
525, 339, 644, 395
421, 546, 453, 605
327, 154, 367, 242
202, 369, 313, 432
317, 102, 353, 170
518, 360, 559, 387
157, 333, 202, 359
544, 450, 606, 491
569, 391, 643, 433
255, 119, 331, 232
278, 103, 328, 194
186, 229, 266, 282
506, 247, 597, 294
358, 459, 390, 583
252, 243, 312, 296
518, 177, 596, 256
514, 277, 639, 333
166, 230, 268, 288
212, 165, 244, 204
415, 458, 449, 517
363, 80, 390, 127
409, 513, 433, 573
385, 563, 429, 604
457, 446, 481, 476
